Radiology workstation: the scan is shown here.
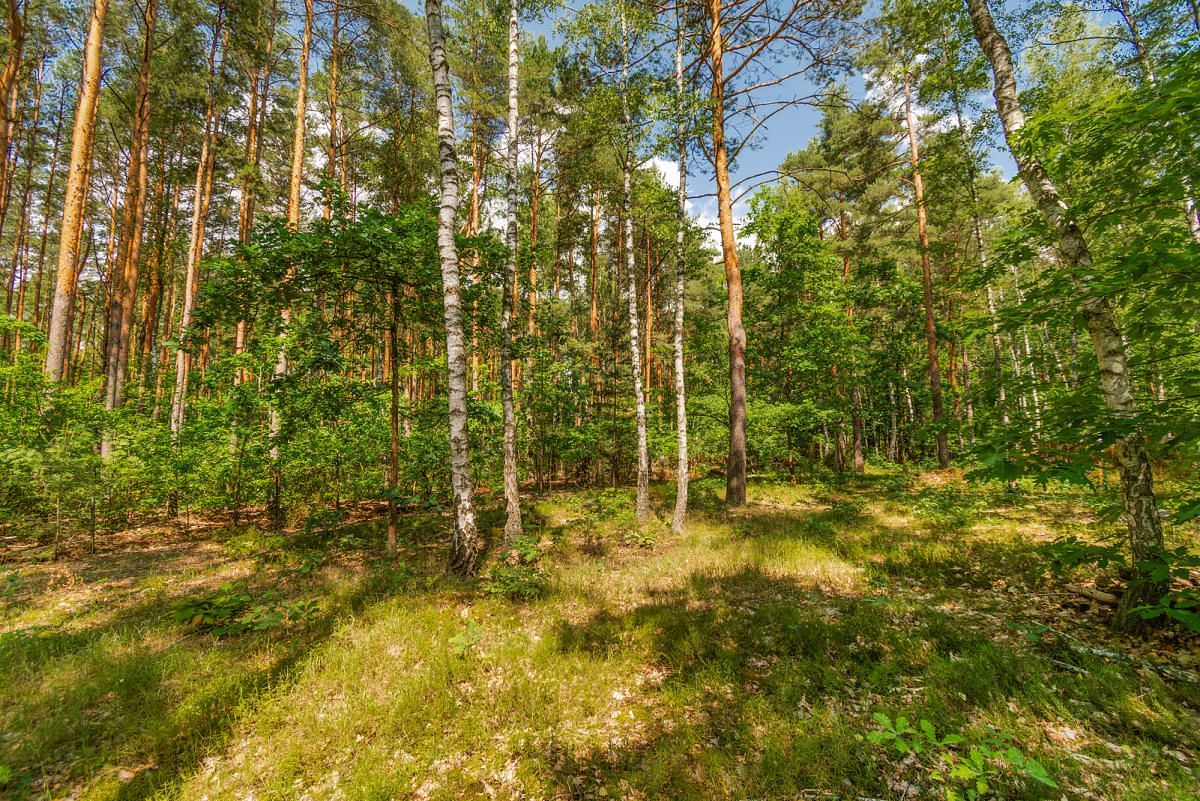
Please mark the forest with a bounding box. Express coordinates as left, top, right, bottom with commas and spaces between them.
1, 0, 1199, 797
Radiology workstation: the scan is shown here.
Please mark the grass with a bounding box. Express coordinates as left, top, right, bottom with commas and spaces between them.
2, 469, 1198, 800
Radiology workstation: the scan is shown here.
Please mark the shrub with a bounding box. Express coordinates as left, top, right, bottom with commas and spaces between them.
865, 713, 1057, 800
172, 583, 319, 637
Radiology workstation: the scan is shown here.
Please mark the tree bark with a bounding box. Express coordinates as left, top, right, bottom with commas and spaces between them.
267, 0, 311, 525
671, 11, 688, 533
707, 0, 747, 507
101, 0, 157, 446
426, 0, 481, 574
30, 86, 65, 333
169, 12, 223, 438
903, 73, 949, 469
44, 0, 109, 381
967, 0, 1167, 630
0, 0, 25, 238
621, 5, 650, 523
500, 0, 523, 544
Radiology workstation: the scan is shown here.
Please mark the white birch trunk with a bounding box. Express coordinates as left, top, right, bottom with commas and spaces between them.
967, 0, 1166, 629
621, 5, 650, 523
427, 0, 481, 573
671, 9, 688, 534
500, 0, 523, 544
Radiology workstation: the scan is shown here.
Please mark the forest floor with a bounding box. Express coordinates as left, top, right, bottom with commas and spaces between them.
3, 470, 1200, 801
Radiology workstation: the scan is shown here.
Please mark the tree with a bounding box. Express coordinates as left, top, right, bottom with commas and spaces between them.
620, 1, 649, 523
426, 0, 481, 575
965, 0, 1166, 630
44, 0, 109, 381
501, 0, 522, 543
101, 0, 159, 451
671, 3, 688, 533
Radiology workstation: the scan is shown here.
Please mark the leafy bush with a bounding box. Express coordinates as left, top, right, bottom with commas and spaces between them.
1039, 535, 1126, 572
483, 535, 551, 600
621, 525, 658, 549
1130, 547, 1200, 632
483, 564, 549, 600
172, 583, 319, 637
1, 568, 19, 602
912, 487, 985, 530
866, 713, 1057, 800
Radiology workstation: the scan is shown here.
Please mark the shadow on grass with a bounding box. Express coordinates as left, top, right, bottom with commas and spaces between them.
539, 565, 1068, 800
0, 511, 469, 801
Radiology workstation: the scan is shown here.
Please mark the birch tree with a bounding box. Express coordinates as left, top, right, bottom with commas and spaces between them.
966, 0, 1167, 630
501, 0, 523, 543
671, 4, 688, 533
426, 0, 481, 574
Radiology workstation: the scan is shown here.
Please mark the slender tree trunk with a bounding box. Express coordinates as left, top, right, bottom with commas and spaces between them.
100, 0, 157, 450
967, 0, 1166, 630
44, 0, 109, 380
427, 0, 480, 574
903, 73, 949, 469
169, 11, 223, 439
0, 0, 25, 238
500, 0, 523, 543
6, 58, 40, 357
325, 0, 340, 218
620, 5, 650, 522
707, 0, 747, 506
267, 0, 312, 526
387, 283, 400, 554
672, 12, 688, 533
31, 87, 64, 332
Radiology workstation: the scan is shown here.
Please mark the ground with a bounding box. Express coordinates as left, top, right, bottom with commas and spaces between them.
2, 470, 1199, 801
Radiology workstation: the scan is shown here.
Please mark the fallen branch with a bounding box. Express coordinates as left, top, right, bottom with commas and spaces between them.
1064, 583, 1119, 605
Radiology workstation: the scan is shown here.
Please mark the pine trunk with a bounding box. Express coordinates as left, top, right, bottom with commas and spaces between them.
707, 0, 747, 507
44, 0, 109, 380
903, 73, 949, 469
101, 0, 157, 440
169, 12, 223, 438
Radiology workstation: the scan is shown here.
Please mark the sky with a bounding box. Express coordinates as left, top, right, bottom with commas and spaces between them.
406, 1, 1022, 252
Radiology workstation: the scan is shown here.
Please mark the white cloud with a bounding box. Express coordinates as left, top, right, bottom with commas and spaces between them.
649, 157, 680, 191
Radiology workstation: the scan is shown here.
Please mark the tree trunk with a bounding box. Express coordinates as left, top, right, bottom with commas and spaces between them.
101, 0, 157, 448
903, 73, 949, 469
387, 283, 400, 554
621, 5, 650, 523
268, 0, 311, 526
671, 11, 688, 534
5, 59, 41, 357
169, 11, 223, 438
0, 0, 25, 238
707, 0, 747, 507
426, 0, 480, 574
30, 87, 65, 332
44, 0, 109, 381
967, 0, 1166, 631
500, 0, 523, 544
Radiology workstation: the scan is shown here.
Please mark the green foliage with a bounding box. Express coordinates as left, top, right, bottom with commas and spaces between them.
483, 564, 549, 601
1130, 548, 1200, 632
448, 619, 483, 658
483, 535, 551, 601
171, 583, 319, 637
0, 568, 19, 602
867, 714, 1057, 800
1039, 536, 1127, 572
